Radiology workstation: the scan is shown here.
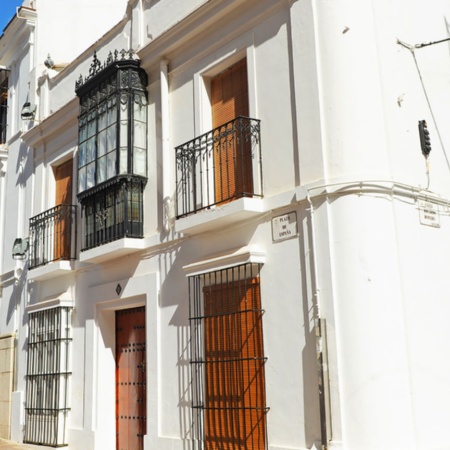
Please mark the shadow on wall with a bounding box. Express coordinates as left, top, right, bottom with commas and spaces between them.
16, 141, 33, 189
159, 242, 192, 450
297, 201, 326, 448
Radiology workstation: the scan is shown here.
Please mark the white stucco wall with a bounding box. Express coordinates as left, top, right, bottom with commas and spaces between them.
3, 0, 450, 449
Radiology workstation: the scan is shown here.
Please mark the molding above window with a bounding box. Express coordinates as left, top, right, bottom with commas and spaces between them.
26, 292, 73, 313
183, 245, 265, 277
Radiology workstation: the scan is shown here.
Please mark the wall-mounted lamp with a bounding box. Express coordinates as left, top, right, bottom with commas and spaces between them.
21, 102, 36, 120
44, 54, 54, 69
12, 238, 29, 260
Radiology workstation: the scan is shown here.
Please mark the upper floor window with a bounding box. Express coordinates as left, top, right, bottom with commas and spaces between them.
75, 50, 148, 193
75, 51, 148, 250
175, 58, 263, 218
0, 69, 9, 144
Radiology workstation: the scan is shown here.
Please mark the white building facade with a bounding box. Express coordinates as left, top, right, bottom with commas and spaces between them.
1, 1, 450, 449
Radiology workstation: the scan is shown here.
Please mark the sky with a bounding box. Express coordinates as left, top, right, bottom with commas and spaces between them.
0, 0, 24, 33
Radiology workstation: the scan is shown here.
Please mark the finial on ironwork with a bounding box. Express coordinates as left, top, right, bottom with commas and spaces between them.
76, 49, 137, 90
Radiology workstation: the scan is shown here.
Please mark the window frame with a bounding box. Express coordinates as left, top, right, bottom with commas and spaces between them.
75, 53, 148, 195
75, 52, 148, 250
188, 262, 269, 450
24, 307, 72, 447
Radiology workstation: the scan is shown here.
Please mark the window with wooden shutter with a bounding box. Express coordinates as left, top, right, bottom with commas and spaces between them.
189, 263, 268, 450
211, 59, 253, 204
54, 160, 73, 260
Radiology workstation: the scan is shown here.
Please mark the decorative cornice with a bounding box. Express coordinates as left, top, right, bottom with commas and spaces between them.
77, 174, 148, 202
75, 49, 138, 91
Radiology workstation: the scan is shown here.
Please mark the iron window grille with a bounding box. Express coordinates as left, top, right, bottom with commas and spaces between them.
75, 50, 148, 249
28, 205, 77, 269
188, 263, 269, 450
175, 116, 263, 218
24, 307, 72, 447
0, 69, 9, 144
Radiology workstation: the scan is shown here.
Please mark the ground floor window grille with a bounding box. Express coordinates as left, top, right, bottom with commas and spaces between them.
189, 263, 268, 450
24, 307, 72, 447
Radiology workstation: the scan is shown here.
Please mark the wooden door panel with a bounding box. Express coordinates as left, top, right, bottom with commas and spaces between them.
116, 307, 146, 450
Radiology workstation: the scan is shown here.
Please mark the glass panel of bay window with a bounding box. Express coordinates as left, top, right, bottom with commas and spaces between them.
98, 106, 107, 130
119, 147, 127, 174
78, 142, 86, 167
107, 125, 116, 151
86, 137, 96, 163
87, 118, 96, 138
134, 120, 146, 149
108, 98, 117, 125
133, 94, 146, 121
129, 186, 141, 222
79, 124, 86, 142
97, 156, 106, 183
98, 129, 106, 156
133, 147, 146, 176
120, 120, 128, 147
78, 167, 86, 192
107, 151, 116, 179
86, 162, 95, 189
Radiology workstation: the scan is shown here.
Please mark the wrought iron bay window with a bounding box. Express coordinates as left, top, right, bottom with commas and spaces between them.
78, 176, 145, 250
75, 50, 148, 250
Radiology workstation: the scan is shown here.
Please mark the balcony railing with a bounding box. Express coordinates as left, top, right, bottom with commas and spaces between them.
78, 175, 146, 251
175, 116, 262, 218
29, 205, 77, 270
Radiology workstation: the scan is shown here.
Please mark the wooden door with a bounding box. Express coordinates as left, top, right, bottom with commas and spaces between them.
211, 58, 253, 204
116, 307, 146, 450
203, 278, 266, 450
54, 159, 73, 260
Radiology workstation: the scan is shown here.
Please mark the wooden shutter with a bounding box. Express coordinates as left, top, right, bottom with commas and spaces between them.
211, 59, 253, 204
203, 278, 266, 450
54, 160, 73, 260
55, 159, 73, 205
116, 307, 146, 450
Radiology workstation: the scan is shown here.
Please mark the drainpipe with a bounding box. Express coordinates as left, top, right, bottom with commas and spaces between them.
160, 59, 172, 231
306, 189, 332, 449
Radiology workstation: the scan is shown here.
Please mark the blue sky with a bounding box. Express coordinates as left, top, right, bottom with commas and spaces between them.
0, 0, 24, 33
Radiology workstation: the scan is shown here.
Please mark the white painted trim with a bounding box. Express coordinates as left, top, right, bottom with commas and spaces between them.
183, 246, 265, 276
26, 292, 74, 313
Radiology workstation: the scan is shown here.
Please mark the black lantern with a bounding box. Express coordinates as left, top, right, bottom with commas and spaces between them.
21, 102, 36, 120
